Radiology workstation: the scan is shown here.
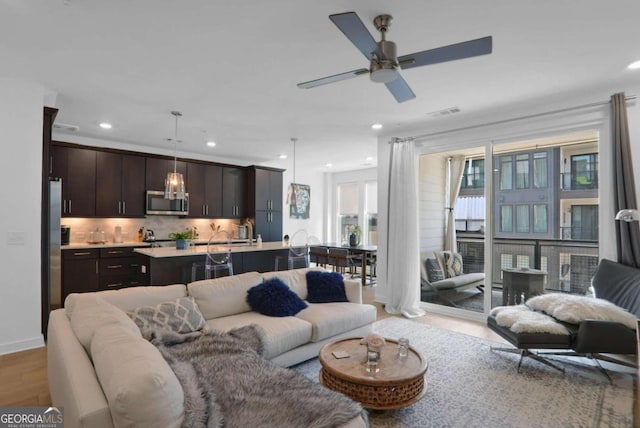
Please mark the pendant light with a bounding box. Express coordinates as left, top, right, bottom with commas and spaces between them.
164, 111, 186, 200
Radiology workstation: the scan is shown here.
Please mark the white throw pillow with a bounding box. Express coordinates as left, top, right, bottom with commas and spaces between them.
91, 323, 184, 428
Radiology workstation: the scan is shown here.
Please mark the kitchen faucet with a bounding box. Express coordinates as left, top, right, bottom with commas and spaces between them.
244, 219, 254, 245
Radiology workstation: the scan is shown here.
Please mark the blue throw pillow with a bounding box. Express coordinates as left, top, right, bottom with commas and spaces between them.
306, 271, 348, 303
246, 278, 308, 317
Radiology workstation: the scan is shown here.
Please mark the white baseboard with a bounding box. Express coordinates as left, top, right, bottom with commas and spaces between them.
0, 335, 45, 355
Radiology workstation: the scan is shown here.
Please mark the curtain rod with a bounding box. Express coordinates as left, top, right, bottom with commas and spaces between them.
394, 94, 636, 143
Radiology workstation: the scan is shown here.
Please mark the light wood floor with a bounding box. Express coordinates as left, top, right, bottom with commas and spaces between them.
1, 285, 635, 427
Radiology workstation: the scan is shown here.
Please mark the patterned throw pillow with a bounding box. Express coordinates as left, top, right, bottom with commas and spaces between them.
444, 252, 464, 277
425, 258, 444, 283
127, 296, 206, 334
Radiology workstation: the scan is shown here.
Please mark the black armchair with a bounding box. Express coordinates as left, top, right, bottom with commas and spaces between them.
487, 258, 640, 376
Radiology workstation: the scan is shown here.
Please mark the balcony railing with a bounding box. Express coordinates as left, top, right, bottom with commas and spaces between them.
457, 237, 598, 295
560, 171, 599, 191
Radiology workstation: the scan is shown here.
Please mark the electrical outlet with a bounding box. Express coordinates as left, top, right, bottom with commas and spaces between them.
141, 265, 146, 274
7, 231, 25, 245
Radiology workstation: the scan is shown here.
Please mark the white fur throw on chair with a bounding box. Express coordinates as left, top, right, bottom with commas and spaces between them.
526, 293, 638, 330
490, 305, 569, 335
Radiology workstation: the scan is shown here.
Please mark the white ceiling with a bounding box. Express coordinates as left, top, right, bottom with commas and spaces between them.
2, 1, 640, 171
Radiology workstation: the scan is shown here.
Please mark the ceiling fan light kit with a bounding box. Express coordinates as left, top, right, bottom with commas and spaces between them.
297, 11, 492, 103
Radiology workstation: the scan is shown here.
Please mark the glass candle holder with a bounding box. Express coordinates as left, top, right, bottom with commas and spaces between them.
398, 337, 410, 357
366, 349, 380, 373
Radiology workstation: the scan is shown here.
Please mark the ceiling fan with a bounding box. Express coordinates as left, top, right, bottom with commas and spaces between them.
297, 11, 492, 103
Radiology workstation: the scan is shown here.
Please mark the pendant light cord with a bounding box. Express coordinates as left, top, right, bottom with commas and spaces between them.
172, 111, 182, 173
291, 137, 297, 183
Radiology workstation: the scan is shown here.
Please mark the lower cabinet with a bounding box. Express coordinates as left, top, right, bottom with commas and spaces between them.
62, 249, 99, 302
62, 246, 145, 303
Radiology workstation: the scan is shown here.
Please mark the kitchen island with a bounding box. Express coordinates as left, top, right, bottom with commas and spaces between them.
135, 242, 289, 285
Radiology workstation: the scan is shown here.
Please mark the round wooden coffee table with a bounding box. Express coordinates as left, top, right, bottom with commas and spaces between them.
318, 337, 428, 409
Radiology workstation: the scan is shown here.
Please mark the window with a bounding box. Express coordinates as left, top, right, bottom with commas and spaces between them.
500, 156, 513, 190
516, 205, 530, 233
501, 205, 513, 232
364, 181, 378, 245
571, 153, 598, 189
337, 183, 358, 244
533, 152, 548, 188
571, 205, 598, 240
533, 204, 548, 233
515, 154, 529, 189
460, 159, 485, 189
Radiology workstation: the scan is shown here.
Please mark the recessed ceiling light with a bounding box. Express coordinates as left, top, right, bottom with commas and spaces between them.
325, 163, 333, 168
366, 156, 373, 162
371, 123, 383, 130
99, 122, 112, 129
627, 60, 640, 70
279, 154, 288, 159
206, 141, 216, 147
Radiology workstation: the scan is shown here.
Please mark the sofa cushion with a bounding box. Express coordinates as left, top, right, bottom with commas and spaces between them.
126, 296, 206, 334
205, 312, 312, 359
68, 294, 141, 353
247, 278, 308, 317
90, 323, 184, 428
188, 271, 262, 319
66, 284, 187, 313
296, 302, 377, 342
424, 258, 444, 282
262, 267, 321, 300
306, 271, 348, 303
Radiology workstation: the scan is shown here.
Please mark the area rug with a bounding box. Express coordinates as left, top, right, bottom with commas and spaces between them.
291, 317, 634, 428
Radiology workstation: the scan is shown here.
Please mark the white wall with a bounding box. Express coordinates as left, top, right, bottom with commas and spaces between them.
418, 154, 447, 254
279, 164, 325, 242
0, 77, 48, 354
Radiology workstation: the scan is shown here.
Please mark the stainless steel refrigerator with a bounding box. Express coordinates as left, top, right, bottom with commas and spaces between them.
49, 178, 62, 309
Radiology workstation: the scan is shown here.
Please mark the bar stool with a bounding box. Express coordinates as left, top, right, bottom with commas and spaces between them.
275, 229, 310, 271
191, 230, 234, 281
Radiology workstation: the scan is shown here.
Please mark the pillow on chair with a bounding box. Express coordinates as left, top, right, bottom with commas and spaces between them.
443, 252, 464, 277
424, 258, 444, 282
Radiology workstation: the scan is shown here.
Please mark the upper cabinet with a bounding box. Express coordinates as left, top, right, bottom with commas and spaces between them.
186, 162, 222, 218
51, 145, 96, 217
96, 152, 146, 217
248, 166, 284, 242
145, 157, 187, 191
222, 167, 246, 218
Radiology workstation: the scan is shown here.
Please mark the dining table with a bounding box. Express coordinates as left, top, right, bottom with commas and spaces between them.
319, 243, 377, 287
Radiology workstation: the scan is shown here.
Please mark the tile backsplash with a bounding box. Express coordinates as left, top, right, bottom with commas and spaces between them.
61, 217, 242, 244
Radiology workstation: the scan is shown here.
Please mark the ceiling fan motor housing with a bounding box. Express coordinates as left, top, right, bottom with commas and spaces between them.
370, 40, 398, 83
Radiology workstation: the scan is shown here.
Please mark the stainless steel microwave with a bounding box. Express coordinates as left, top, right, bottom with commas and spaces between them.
146, 191, 189, 215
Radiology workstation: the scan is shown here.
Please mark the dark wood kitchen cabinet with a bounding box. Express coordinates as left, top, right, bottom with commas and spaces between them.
98, 247, 142, 290
62, 249, 99, 303
51, 145, 96, 217
222, 167, 246, 218
145, 157, 187, 191
96, 152, 146, 217
249, 166, 284, 242
186, 162, 223, 218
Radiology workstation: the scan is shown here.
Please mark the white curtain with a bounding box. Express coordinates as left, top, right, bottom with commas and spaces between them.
445, 156, 466, 252
385, 139, 425, 318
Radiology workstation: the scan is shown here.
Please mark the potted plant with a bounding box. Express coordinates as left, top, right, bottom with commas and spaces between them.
169, 228, 196, 250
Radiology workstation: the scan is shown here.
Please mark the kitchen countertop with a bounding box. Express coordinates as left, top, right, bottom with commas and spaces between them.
134, 241, 287, 258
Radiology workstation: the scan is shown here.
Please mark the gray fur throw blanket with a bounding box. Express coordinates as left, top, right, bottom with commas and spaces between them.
147, 326, 367, 428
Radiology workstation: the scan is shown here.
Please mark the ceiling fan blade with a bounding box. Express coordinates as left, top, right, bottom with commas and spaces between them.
398, 36, 492, 70
297, 68, 369, 89
385, 74, 415, 103
329, 12, 380, 60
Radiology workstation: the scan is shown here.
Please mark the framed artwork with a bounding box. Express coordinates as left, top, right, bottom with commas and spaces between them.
289, 183, 310, 219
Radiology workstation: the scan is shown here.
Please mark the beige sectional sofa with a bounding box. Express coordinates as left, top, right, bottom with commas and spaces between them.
47, 267, 375, 428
